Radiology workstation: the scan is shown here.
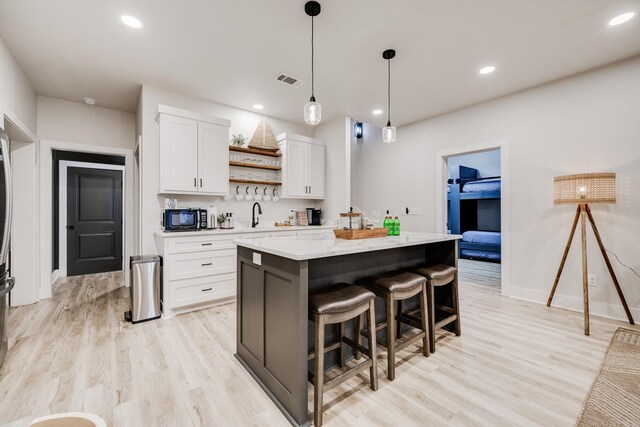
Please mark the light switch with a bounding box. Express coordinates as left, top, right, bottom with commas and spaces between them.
253, 252, 262, 266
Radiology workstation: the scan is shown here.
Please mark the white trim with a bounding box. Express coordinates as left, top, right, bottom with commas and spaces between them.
156, 104, 230, 127
276, 132, 325, 146
51, 269, 59, 285
59, 161, 126, 278
39, 139, 135, 300
435, 139, 510, 296
0, 100, 37, 143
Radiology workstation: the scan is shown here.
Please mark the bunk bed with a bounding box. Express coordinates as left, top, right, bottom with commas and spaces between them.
447, 165, 502, 263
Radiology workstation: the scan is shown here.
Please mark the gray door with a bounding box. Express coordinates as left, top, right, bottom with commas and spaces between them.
67, 167, 123, 276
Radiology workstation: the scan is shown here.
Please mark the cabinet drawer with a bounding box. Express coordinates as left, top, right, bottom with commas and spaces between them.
297, 228, 333, 236
271, 231, 296, 238
172, 274, 236, 308
168, 249, 236, 280
166, 234, 238, 254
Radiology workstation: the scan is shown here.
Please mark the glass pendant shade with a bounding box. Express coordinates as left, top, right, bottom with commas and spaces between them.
304, 99, 321, 125
382, 123, 396, 143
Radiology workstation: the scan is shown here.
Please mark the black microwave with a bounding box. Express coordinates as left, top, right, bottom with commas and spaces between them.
162, 209, 207, 231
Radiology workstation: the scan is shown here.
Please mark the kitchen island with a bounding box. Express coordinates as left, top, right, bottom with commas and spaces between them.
234, 232, 461, 426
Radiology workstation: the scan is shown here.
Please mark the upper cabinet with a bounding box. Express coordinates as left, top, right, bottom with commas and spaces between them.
157, 105, 230, 195
277, 133, 325, 199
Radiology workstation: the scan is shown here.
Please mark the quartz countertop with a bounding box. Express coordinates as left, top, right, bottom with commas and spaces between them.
154, 225, 334, 238
234, 231, 462, 261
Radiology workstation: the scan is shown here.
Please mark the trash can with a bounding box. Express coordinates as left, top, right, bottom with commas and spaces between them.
125, 255, 162, 324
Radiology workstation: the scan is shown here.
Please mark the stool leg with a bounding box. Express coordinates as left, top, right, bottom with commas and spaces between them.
386, 295, 396, 381
452, 276, 461, 337
419, 283, 430, 357
314, 315, 325, 427
339, 322, 345, 367
354, 313, 363, 360
427, 280, 436, 353
367, 300, 378, 391
396, 300, 403, 339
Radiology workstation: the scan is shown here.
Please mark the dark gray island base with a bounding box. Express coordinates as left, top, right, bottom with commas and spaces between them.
235, 233, 459, 426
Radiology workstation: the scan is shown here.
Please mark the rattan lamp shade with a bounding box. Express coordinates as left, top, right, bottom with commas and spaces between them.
553, 173, 616, 205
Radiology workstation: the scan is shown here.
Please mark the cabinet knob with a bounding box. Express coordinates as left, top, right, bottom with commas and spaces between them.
201, 287, 213, 292
194, 178, 197, 187
201, 262, 212, 266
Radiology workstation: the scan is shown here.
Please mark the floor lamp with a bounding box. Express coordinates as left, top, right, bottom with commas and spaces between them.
547, 173, 635, 335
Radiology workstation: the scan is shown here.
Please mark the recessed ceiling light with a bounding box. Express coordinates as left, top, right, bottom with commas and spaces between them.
609, 12, 635, 26
253, 104, 264, 110
83, 97, 96, 105
121, 15, 142, 29
372, 109, 383, 115
479, 65, 496, 75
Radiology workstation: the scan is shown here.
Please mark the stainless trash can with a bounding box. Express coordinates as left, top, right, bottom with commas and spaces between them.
125, 255, 162, 324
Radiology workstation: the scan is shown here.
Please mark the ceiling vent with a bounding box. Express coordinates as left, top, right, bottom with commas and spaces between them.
275, 73, 305, 88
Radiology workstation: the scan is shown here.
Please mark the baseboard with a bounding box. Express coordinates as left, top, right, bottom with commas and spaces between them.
51, 269, 59, 284
505, 285, 639, 323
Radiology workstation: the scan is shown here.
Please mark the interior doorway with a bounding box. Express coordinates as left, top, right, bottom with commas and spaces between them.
53, 151, 125, 278
445, 148, 503, 290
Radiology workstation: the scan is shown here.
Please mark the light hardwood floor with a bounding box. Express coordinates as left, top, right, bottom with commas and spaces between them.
458, 259, 501, 289
1, 272, 636, 427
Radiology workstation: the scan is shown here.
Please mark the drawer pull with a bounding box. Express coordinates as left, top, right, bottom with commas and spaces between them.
201, 243, 213, 246
201, 288, 213, 292
201, 263, 212, 266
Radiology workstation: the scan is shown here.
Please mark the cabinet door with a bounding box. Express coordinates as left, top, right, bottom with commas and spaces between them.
198, 122, 229, 195
307, 143, 325, 199
159, 115, 199, 192
285, 140, 308, 198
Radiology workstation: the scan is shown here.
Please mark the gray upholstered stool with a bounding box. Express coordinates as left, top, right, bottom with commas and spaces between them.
308, 284, 378, 427
356, 271, 429, 381
413, 264, 460, 352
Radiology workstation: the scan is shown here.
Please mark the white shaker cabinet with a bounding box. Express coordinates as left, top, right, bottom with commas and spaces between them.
277, 133, 325, 200
157, 105, 230, 195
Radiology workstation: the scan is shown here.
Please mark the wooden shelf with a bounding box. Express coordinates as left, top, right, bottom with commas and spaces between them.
229, 161, 281, 171
229, 146, 281, 158
230, 178, 281, 186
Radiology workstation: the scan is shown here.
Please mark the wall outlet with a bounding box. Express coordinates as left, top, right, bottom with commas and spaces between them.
588, 274, 598, 287
406, 207, 422, 215
253, 253, 262, 266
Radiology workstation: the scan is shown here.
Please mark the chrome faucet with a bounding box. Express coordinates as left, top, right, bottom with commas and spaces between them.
252, 202, 262, 228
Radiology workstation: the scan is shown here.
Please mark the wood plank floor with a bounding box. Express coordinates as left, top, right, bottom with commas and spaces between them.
458, 259, 501, 289
1, 272, 637, 427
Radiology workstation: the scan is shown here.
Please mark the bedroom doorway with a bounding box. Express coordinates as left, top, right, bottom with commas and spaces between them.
445, 148, 502, 289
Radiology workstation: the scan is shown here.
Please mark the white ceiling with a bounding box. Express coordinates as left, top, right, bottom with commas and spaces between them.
1, 0, 639, 127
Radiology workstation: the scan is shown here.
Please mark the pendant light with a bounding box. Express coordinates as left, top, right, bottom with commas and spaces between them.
382, 49, 396, 143
304, 1, 322, 125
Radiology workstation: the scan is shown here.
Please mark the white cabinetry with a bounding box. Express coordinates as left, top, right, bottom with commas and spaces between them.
155, 227, 332, 317
277, 133, 325, 200
157, 105, 230, 195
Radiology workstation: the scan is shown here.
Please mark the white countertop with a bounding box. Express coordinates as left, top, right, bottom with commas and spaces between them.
154, 225, 334, 238
234, 232, 462, 261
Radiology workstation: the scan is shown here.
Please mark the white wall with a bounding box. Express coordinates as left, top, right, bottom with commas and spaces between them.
0, 36, 36, 135
350, 120, 387, 221
37, 96, 135, 148
351, 56, 640, 322
314, 116, 351, 222
0, 36, 37, 306
448, 149, 501, 178
139, 85, 316, 253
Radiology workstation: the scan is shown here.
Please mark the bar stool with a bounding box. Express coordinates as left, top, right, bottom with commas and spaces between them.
356, 271, 429, 381
308, 284, 378, 427
413, 264, 460, 352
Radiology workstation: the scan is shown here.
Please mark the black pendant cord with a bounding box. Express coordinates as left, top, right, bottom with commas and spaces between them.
387, 58, 391, 126
310, 15, 315, 101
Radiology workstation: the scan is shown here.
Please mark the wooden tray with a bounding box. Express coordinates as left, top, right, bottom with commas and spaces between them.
333, 228, 389, 240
